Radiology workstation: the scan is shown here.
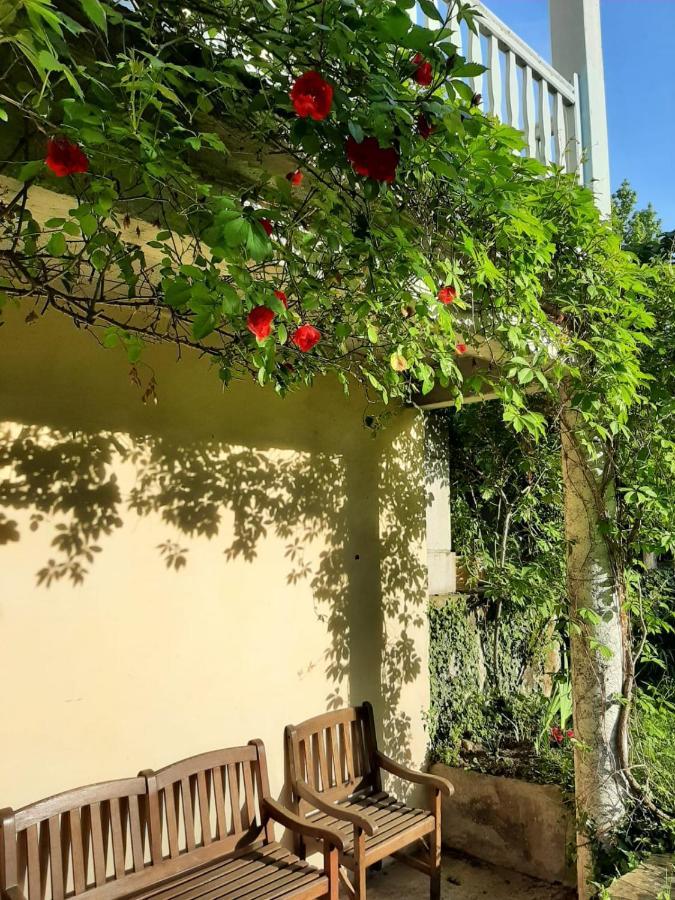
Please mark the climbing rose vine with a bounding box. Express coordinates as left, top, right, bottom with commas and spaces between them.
0, 0, 652, 434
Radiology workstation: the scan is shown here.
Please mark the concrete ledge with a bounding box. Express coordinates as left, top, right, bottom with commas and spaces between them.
431, 763, 576, 887
609, 854, 674, 898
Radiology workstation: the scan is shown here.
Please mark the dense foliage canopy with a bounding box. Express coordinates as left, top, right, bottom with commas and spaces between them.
0, 0, 653, 438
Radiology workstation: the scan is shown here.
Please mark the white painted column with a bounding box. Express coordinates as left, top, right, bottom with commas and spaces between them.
424, 411, 456, 596
549, 0, 611, 216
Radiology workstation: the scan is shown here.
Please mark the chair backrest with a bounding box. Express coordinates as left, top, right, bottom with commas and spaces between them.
285, 703, 380, 813
144, 740, 274, 872
0, 777, 148, 900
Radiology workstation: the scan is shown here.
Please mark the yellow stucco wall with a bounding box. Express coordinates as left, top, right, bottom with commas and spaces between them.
0, 310, 429, 809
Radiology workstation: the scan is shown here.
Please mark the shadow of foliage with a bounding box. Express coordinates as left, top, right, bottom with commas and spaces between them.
0, 418, 426, 762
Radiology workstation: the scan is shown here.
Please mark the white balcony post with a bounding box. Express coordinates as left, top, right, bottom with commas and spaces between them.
549, 0, 611, 216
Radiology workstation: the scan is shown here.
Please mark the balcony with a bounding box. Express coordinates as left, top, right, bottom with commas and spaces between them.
412, 0, 611, 214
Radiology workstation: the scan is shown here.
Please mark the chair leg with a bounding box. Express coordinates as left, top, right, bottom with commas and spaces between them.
430, 789, 442, 900
353, 827, 367, 899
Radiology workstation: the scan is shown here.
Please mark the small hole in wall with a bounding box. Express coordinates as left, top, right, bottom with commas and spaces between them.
355, 554, 360, 560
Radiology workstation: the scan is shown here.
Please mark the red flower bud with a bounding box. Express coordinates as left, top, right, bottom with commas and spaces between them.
412, 53, 433, 87
286, 169, 303, 186
247, 306, 275, 341
417, 113, 434, 139
438, 285, 456, 304
260, 218, 273, 236
45, 138, 89, 177
292, 324, 321, 352
274, 289, 288, 307
290, 71, 333, 121
455, 342, 467, 355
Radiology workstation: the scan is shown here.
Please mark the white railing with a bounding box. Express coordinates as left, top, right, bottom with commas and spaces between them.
413, 1, 585, 182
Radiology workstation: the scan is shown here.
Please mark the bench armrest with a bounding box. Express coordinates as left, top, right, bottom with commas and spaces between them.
261, 798, 345, 853
295, 781, 378, 836
3, 888, 28, 900
374, 752, 454, 797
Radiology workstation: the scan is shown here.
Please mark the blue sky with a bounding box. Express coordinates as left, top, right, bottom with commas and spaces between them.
484, 0, 675, 229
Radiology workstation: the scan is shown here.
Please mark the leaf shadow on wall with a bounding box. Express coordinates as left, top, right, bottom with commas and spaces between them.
0, 422, 426, 766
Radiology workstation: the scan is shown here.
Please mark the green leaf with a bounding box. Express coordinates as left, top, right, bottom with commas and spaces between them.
47, 232, 67, 256
90, 249, 108, 270
453, 62, 488, 78
379, 7, 411, 40
103, 328, 120, 349
18, 159, 44, 182
222, 217, 249, 247
80, 0, 107, 32
163, 278, 191, 309
79, 214, 98, 238
348, 121, 364, 143
418, 0, 443, 22
192, 311, 216, 340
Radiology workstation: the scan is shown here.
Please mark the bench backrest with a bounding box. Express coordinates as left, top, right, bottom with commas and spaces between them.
0, 741, 274, 900
285, 703, 380, 813
144, 740, 274, 870
0, 776, 148, 900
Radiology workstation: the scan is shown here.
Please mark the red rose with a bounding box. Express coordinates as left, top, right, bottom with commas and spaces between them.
274, 289, 288, 307
413, 54, 433, 87
566, 729, 575, 740
45, 138, 89, 177
260, 218, 273, 236
346, 136, 399, 183
290, 71, 333, 121
455, 342, 467, 354
247, 306, 275, 341
292, 324, 321, 352
550, 726, 564, 745
438, 285, 456, 304
417, 114, 434, 139
286, 169, 303, 186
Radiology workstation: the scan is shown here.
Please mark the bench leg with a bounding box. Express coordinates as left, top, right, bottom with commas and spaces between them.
324, 845, 339, 900
353, 827, 367, 899
430, 789, 442, 900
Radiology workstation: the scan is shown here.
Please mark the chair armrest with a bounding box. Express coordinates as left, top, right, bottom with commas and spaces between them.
261, 798, 345, 852
295, 781, 378, 836
374, 752, 454, 797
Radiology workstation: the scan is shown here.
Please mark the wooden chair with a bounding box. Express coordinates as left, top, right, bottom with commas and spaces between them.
285, 703, 453, 899
0, 740, 342, 900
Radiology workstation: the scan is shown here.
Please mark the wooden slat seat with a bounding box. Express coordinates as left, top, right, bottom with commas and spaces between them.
1, 741, 341, 900
285, 703, 454, 899
306, 791, 434, 866
128, 843, 328, 900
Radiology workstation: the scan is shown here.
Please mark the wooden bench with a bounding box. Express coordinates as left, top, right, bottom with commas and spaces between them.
285, 702, 453, 899
0, 740, 341, 900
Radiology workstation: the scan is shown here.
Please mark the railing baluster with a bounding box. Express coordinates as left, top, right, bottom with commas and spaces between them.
553, 91, 566, 168
449, 2, 462, 55
505, 49, 519, 129
522, 65, 537, 158
538, 78, 551, 165
468, 25, 483, 100
486, 34, 502, 117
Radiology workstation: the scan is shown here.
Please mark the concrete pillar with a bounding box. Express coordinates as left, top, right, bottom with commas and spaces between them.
549, 0, 611, 216
424, 411, 456, 595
